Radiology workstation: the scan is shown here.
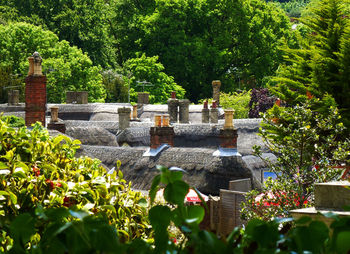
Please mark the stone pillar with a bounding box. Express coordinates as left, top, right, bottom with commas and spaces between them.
202, 100, 209, 123
178, 99, 190, 124
137, 92, 149, 105
118, 107, 131, 130
66, 91, 88, 104
8, 90, 19, 106
167, 98, 179, 123
150, 127, 175, 149
50, 106, 59, 122
212, 80, 221, 106
210, 101, 218, 124
47, 106, 66, 133
76, 91, 88, 104
25, 52, 47, 127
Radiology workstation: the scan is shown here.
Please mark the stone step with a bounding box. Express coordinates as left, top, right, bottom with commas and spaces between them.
314, 181, 350, 210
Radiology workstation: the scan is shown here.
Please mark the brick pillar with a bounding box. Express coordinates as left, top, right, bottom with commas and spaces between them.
210, 101, 218, 124
25, 52, 46, 127
118, 107, 131, 130
8, 90, 19, 106
202, 101, 209, 123
179, 99, 190, 124
212, 80, 221, 106
167, 98, 179, 123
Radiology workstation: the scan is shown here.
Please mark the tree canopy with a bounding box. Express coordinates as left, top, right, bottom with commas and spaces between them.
271, 0, 350, 129
0, 22, 105, 103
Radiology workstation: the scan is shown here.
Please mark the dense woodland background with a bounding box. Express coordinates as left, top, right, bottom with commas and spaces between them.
0, 0, 349, 105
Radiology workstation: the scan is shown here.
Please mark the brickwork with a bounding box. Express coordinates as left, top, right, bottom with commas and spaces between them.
219, 129, 238, 149
150, 127, 174, 149
25, 75, 47, 127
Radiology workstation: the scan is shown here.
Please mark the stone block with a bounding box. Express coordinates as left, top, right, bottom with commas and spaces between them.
8, 90, 19, 105
229, 178, 251, 192
315, 181, 350, 210
66, 91, 88, 104
137, 92, 149, 105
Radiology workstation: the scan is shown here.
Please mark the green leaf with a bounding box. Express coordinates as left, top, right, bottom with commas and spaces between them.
69, 210, 89, 220
8, 191, 17, 205
137, 198, 148, 208
0, 162, 9, 169
296, 216, 312, 224
164, 180, 189, 206
14, 162, 29, 173
10, 213, 35, 244
149, 174, 161, 204
185, 205, 205, 224
149, 205, 171, 230
335, 231, 350, 253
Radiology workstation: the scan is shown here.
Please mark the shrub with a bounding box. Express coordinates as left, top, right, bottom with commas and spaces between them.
248, 88, 276, 118
199, 90, 251, 119
1, 115, 25, 127
242, 99, 350, 220
5, 166, 350, 253
123, 54, 186, 104
0, 22, 106, 103
0, 120, 150, 251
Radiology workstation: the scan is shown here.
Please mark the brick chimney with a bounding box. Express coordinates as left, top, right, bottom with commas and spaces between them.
150, 115, 174, 149
25, 52, 47, 127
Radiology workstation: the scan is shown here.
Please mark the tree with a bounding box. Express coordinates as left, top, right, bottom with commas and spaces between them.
0, 0, 115, 68
271, 0, 350, 129
123, 54, 186, 104
0, 22, 106, 103
109, 0, 293, 102
242, 99, 350, 220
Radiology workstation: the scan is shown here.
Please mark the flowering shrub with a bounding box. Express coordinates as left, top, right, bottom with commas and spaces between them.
0, 120, 150, 251
242, 98, 350, 220
242, 179, 310, 221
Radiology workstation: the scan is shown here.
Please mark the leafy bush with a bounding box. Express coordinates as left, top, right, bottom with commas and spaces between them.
198, 90, 251, 119
123, 54, 186, 104
102, 69, 129, 103
1, 115, 25, 127
5, 166, 350, 253
242, 99, 350, 220
0, 120, 150, 251
248, 88, 276, 118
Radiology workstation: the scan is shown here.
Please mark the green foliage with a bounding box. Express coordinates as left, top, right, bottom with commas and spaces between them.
0, 119, 150, 251
123, 54, 186, 104
4, 165, 350, 253
1, 115, 25, 128
102, 69, 129, 103
272, 0, 350, 130
242, 99, 350, 220
274, 0, 310, 18
0, 22, 106, 103
109, 0, 293, 102
0, 0, 115, 68
200, 91, 251, 119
